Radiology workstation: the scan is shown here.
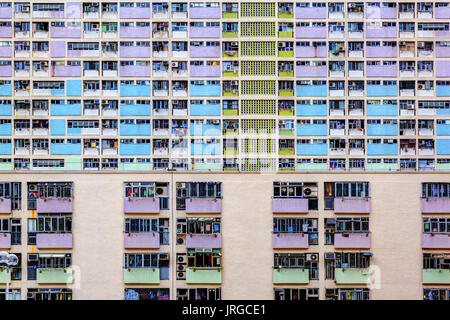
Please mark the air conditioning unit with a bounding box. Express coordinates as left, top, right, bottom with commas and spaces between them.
306, 253, 319, 262
172, 62, 178, 68
213, 120, 220, 124
418, 42, 425, 47
177, 271, 186, 280
177, 264, 186, 272
27, 293, 36, 299
324, 253, 335, 260
177, 253, 186, 264
159, 253, 169, 260
303, 186, 318, 197
155, 186, 168, 197
29, 185, 37, 192
177, 183, 186, 189
28, 254, 38, 261
176, 235, 186, 245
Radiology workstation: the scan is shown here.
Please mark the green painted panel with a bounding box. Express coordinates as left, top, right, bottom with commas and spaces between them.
278, 51, 294, 58
437, 163, 450, 171
366, 163, 399, 171
273, 268, 309, 284
296, 163, 328, 171
65, 157, 82, 171
119, 162, 152, 171
423, 269, 450, 284
0, 269, 10, 283
335, 268, 370, 284
124, 268, 160, 284
37, 268, 73, 284
186, 268, 222, 284
223, 13, 238, 19
193, 163, 222, 171
222, 32, 238, 38
0, 162, 12, 171
223, 109, 238, 116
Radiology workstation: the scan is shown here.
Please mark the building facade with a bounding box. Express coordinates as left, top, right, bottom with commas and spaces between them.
0, 1, 449, 300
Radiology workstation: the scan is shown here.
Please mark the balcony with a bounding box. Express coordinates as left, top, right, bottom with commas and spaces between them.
335, 268, 370, 284
0, 233, 11, 248
273, 233, 309, 249
272, 198, 308, 213
422, 233, 450, 249
0, 198, 11, 213
185, 198, 222, 214
334, 198, 370, 214
423, 269, 450, 284
124, 268, 160, 284
124, 198, 159, 214
186, 268, 222, 284
36, 268, 73, 284
186, 234, 222, 248
334, 233, 371, 249
36, 198, 72, 213
273, 268, 309, 284
422, 198, 450, 214
36, 233, 73, 249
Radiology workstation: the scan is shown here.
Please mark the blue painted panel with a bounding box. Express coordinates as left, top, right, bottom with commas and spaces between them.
50, 119, 65, 136
436, 109, 450, 115
67, 128, 81, 135
51, 104, 82, 116
296, 124, 327, 136
367, 124, 398, 136
0, 143, 11, 155
120, 123, 151, 136
437, 86, 450, 97
296, 85, 327, 97
190, 85, 221, 97
120, 85, 151, 97
437, 139, 450, 155
50, 143, 82, 155
120, 143, 151, 155
190, 104, 221, 116
0, 85, 12, 96
366, 104, 398, 116
66, 80, 81, 96
367, 144, 398, 155
0, 104, 11, 116
50, 89, 65, 96
366, 85, 398, 97
296, 104, 327, 116
296, 143, 328, 155
120, 104, 151, 116
437, 124, 450, 136
190, 143, 221, 155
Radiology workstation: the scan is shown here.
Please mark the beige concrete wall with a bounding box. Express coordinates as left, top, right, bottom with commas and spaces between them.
1, 172, 449, 300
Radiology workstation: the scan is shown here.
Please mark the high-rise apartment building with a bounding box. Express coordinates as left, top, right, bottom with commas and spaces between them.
0, 1, 448, 300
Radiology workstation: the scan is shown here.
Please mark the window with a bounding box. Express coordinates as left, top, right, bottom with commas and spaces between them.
187, 248, 221, 268
274, 288, 318, 301
422, 183, 450, 198
274, 253, 319, 280
125, 288, 169, 300
273, 218, 318, 245
177, 288, 221, 300
423, 218, 450, 233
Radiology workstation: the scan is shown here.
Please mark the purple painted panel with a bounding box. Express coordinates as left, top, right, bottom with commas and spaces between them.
296, 46, 327, 58
185, 198, 222, 214
295, 7, 327, 19
124, 233, 160, 249
120, 7, 151, 19
0, 26, 12, 38
436, 7, 450, 19
0, 46, 11, 58
366, 27, 397, 38
66, 2, 81, 19
272, 198, 309, 213
334, 233, 371, 249
51, 11, 65, 18
51, 41, 66, 58
436, 30, 450, 37
189, 7, 220, 19
436, 46, 450, 58
273, 233, 309, 249
334, 198, 370, 214
0, 65, 11, 77
0, 233, 11, 249
124, 198, 160, 214
120, 46, 151, 58
422, 198, 450, 214
296, 65, 327, 77
190, 27, 220, 38
36, 233, 73, 249
436, 61, 450, 77
366, 65, 397, 77
120, 27, 151, 38
366, 7, 397, 19
296, 27, 327, 39
190, 65, 220, 77
190, 46, 220, 58
0, 199, 11, 213
120, 65, 151, 77
366, 46, 397, 58
36, 199, 73, 213
67, 50, 81, 57
51, 27, 81, 38
422, 233, 450, 249
0, 7, 12, 19
186, 234, 222, 248
52, 65, 81, 77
